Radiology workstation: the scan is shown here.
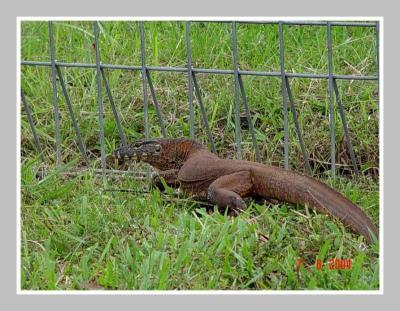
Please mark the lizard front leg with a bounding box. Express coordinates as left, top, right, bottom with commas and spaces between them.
207, 171, 253, 215
152, 169, 180, 191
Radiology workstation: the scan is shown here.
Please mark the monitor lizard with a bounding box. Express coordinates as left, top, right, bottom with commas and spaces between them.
114, 138, 378, 244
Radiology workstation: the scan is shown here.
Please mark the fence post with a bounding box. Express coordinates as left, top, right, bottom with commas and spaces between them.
21, 90, 45, 162
101, 68, 127, 145
139, 21, 150, 140
332, 79, 359, 175
185, 21, 195, 138
284, 77, 312, 174
327, 21, 336, 177
375, 21, 380, 113
278, 21, 289, 169
191, 72, 217, 153
48, 21, 61, 165
56, 66, 90, 165
145, 70, 167, 137
232, 21, 242, 160
93, 21, 106, 172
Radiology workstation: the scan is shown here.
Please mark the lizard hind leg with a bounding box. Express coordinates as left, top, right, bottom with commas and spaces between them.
207, 171, 253, 215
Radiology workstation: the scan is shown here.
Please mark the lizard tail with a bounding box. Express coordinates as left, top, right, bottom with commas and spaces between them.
302, 178, 379, 244
252, 167, 378, 244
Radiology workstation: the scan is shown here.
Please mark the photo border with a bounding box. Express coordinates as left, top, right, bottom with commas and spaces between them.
16, 15, 384, 296
2, 0, 398, 309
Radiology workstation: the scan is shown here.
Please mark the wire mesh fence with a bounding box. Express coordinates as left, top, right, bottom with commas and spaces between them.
20, 20, 380, 178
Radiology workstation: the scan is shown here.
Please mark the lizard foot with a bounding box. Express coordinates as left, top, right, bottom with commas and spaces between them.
227, 196, 246, 216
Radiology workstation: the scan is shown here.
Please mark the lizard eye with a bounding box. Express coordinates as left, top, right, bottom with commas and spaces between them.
155, 145, 161, 153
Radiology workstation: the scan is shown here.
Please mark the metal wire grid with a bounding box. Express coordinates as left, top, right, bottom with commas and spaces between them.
21, 20, 379, 177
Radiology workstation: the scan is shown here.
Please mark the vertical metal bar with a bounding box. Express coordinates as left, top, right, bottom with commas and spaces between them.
139, 21, 149, 139
21, 90, 45, 162
238, 75, 261, 162
101, 68, 127, 145
284, 77, 312, 175
56, 66, 90, 165
93, 21, 106, 171
327, 21, 336, 177
231, 21, 242, 160
332, 79, 359, 175
48, 21, 61, 165
191, 72, 217, 153
375, 21, 380, 112
278, 21, 289, 169
185, 21, 195, 138
145, 70, 167, 138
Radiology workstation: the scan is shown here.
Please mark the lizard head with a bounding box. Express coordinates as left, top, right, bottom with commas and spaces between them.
114, 138, 201, 170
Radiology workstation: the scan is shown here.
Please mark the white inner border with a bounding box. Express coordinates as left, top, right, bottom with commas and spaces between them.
16, 16, 384, 295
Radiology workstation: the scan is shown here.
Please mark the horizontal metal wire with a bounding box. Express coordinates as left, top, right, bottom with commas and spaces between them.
194, 21, 377, 27
21, 60, 377, 81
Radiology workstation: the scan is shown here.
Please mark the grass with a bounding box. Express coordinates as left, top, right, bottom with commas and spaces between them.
20, 20, 379, 290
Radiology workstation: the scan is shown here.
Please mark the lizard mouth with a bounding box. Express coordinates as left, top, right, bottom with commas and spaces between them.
114, 148, 137, 164
115, 153, 138, 167
114, 144, 152, 165
128, 153, 139, 160
115, 151, 148, 162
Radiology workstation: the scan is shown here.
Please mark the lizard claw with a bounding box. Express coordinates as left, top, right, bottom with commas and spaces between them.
151, 173, 165, 191
227, 197, 246, 216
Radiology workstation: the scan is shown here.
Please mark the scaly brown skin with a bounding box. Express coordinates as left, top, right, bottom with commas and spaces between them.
114, 138, 379, 244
